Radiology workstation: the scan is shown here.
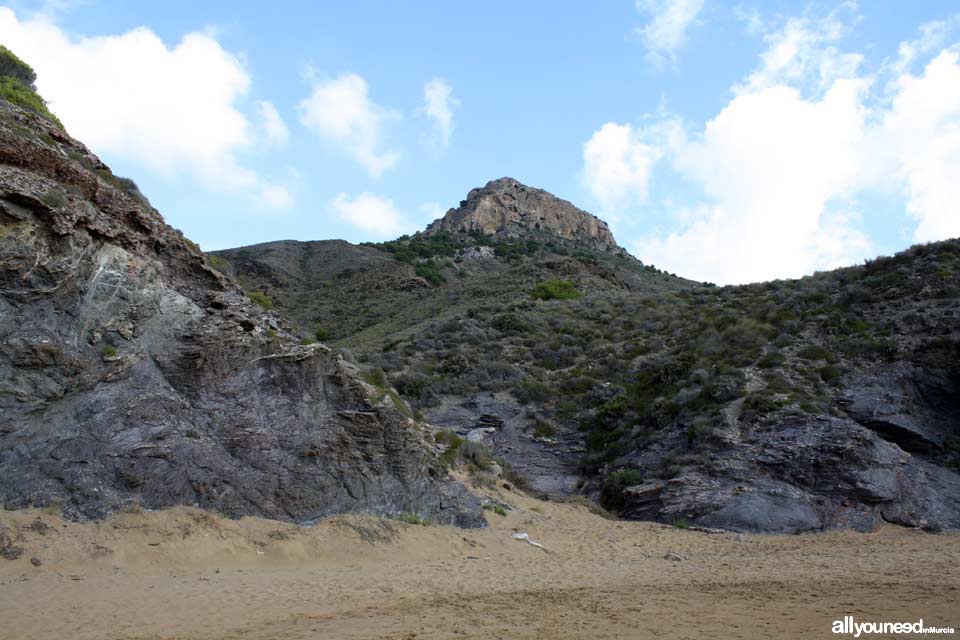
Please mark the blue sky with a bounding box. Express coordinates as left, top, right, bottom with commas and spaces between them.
1, 1, 958, 283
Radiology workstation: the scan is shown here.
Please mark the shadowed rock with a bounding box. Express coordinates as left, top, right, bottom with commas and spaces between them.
0, 100, 483, 527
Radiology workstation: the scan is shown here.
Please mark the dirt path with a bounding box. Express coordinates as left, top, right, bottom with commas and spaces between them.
1, 487, 957, 639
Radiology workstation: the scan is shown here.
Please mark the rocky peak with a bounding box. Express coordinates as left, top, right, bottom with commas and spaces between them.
426, 177, 620, 251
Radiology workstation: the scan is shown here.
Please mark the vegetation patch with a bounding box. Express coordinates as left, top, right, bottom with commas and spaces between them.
247, 291, 274, 310
531, 279, 580, 300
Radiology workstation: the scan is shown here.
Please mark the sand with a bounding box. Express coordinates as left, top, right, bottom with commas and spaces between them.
1, 484, 958, 640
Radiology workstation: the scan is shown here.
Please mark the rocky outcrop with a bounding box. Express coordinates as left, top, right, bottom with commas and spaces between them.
426, 177, 620, 250
0, 100, 483, 526
620, 413, 960, 533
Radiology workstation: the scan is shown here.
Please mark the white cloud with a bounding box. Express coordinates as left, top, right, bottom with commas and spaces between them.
582, 122, 663, 210
259, 184, 294, 209
635, 80, 871, 283
634, 0, 704, 65
587, 8, 960, 284
257, 100, 289, 145
738, 9, 863, 96
422, 78, 458, 146
0, 8, 291, 208
297, 73, 399, 177
871, 50, 960, 242
329, 192, 409, 237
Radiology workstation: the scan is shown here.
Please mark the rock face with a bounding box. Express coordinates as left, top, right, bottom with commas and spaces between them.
620, 413, 960, 533
426, 177, 620, 251
0, 100, 483, 527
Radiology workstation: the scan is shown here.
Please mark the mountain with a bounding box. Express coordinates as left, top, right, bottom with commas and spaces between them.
216, 181, 960, 533
425, 177, 621, 251
0, 95, 482, 526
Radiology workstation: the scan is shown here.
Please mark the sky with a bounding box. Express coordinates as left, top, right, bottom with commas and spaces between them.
0, 0, 958, 284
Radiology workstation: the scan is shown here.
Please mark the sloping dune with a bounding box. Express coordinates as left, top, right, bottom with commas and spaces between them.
1, 484, 958, 639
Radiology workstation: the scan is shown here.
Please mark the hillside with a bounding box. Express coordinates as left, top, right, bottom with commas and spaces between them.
0, 82, 482, 526
215, 180, 960, 533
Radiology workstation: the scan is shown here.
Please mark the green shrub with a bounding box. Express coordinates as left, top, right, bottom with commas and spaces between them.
531, 419, 557, 439
361, 367, 388, 388
315, 327, 332, 341
101, 345, 118, 358
0, 77, 63, 128
415, 261, 445, 286
757, 350, 786, 368
514, 379, 552, 404
396, 513, 429, 526
797, 344, 831, 361
0, 45, 36, 88
491, 313, 528, 333
532, 279, 580, 300
600, 468, 644, 510
818, 364, 843, 383
41, 189, 67, 209
247, 291, 274, 310
435, 430, 464, 448
482, 504, 508, 517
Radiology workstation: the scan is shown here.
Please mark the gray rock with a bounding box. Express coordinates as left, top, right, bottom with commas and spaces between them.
425, 177, 622, 252
0, 101, 483, 528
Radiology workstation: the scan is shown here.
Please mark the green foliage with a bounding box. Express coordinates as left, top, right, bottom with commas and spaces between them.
368, 231, 464, 263
361, 367, 388, 388
206, 254, 226, 269
757, 350, 786, 368
394, 374, 430, 399
41, 189, 67, 209
514, 379, 552, 404
247, 291, 274, 310
483, 503, 508, 517
531, 419, 557, 439
600, 468, 644, 511
818, 364, 843, 384
315, 327, 332, 341
797, 344, 832, 361
491, 313, 528, 333
415, 260, 445, 286
0, 46, 36, 87
396, 513, 429, 526
435, 430, 464, 448
96, 169, 143, 199
0, 77, 62, 128
101, 345, 118, 358
672, 517, 691, 529
531, 279, 580, 300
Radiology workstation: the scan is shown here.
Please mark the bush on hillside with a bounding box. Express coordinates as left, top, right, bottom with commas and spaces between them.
531, 279, 580, 300
0, 45, 36, 88
0, 47, 62, 128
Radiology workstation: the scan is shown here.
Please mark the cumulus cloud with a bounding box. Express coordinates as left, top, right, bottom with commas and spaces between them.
587, 9, 960, 284
872, 50, 960, 242
0, 8, 292, 208
634, 0, 704, 65
422, 77, 458, 146
636, 80, 871, 283
297, 73, 399, 177
257, 100, 289, 145
328, 192, 409, 237
582, 122, 664, 210
737, 8, 863, 96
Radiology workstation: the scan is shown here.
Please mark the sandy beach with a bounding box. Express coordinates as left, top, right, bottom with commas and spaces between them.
1, 484, 958, 640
